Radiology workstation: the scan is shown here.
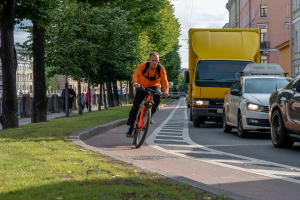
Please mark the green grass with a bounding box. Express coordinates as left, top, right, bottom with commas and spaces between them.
0, 101, 230, 200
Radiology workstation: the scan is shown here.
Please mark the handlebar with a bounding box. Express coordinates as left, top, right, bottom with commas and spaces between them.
138, 86, 164, 98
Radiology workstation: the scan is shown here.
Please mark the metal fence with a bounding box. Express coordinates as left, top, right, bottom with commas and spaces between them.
0, 92, 130, 118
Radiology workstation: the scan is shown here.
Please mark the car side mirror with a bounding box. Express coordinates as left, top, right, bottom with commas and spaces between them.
230, 89, 241, 96
184, 71, 189, 84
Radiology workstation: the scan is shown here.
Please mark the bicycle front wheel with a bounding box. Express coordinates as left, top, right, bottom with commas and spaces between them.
134, 109, 151, 148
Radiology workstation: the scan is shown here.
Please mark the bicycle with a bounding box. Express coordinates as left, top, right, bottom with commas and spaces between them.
132, 87, 158, 148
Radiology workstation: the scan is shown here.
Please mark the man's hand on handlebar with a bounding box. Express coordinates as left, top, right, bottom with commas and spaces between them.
163, 92, 169, 98
133, 82, 140, 89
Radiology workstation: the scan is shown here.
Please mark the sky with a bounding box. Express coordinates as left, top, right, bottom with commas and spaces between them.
14, 0, 229, 69
169, 0, 229, 69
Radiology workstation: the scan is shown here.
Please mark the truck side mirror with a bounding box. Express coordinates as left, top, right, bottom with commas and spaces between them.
184, 71, 189, 83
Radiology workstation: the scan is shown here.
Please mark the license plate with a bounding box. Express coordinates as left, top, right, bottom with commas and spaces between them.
217, 109, 223, 113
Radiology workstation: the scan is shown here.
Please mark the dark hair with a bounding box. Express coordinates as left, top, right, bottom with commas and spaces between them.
149, 51, 159, 58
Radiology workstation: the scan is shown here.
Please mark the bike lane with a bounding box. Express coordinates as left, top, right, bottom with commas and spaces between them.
84, 99, 300, 200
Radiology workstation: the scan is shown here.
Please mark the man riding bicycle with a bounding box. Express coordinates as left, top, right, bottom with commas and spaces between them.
126, 52, 169, 138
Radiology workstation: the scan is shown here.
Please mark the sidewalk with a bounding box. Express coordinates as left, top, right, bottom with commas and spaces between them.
0, 106, 100, 130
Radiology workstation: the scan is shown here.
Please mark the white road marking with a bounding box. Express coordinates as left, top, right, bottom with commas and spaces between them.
146, 99, 300, 184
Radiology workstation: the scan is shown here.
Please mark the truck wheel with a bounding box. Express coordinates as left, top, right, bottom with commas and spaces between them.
189, 107, 193, 121
271, 110, 294, 148
223, 113, 232, 133
193, 117, 200, 127
237, 113, 249, 138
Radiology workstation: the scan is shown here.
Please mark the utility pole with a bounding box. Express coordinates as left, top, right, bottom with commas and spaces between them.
290, 0, 294, 78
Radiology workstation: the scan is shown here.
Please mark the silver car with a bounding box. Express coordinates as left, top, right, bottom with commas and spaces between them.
223, 75, 291, 138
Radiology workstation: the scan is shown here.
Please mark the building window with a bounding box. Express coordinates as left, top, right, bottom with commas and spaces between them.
260, 29, 267, 42
295, 0, 299, 11
63, 76, 66, 81
296, 31, 299, 53
260, 5, 267, 17
30, 73, 32, 79
261, 56, 267, 64
57, 85, 59, 89
0, 75, 2, 81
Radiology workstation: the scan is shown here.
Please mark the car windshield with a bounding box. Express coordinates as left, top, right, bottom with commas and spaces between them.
195, 60, 253, 88
245, 78, 290, 93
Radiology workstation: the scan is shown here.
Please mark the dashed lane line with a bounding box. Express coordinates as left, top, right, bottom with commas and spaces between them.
146, 99, 300, 184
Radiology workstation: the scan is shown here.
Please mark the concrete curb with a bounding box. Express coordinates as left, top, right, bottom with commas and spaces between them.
69, 99, 176, 142
69, 99, 255, 200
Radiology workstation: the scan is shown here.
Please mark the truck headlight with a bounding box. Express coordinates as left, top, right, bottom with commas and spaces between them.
247, 103, 263, 112
192, 100, 209, 107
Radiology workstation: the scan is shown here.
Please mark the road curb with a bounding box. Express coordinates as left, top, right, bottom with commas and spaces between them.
69, 99, 176, 142
69, 98, 255, 200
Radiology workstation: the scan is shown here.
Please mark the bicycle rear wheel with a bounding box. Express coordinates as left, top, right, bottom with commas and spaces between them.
134, 109, 151, 148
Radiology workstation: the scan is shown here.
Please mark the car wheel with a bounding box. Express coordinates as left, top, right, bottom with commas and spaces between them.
237, 113, 249, 138
223, 113, 232, 133
271, 110, 294, 148
193, 117, 200, 127
189, 107, 193, 121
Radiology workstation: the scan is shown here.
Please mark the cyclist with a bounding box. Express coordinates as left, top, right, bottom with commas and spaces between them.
126, 52, 169, 138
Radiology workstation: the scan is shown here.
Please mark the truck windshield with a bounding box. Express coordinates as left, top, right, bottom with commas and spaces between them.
195, 60, 253, 88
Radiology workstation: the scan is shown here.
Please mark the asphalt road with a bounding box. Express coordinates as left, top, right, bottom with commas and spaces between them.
84, 98, 300, 200
189, 118, 300, 169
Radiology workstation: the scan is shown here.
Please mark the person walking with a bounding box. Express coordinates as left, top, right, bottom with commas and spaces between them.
85, 92, 93, 110
68, 85, 76, 112
80, 92, 85, 110
125, 52, 169, 138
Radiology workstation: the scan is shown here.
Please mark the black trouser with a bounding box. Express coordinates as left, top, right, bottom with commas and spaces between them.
69, 98, 74, 109
127, 86, 161, 127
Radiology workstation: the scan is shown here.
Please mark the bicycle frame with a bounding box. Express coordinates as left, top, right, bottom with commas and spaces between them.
137, 93, 151, 131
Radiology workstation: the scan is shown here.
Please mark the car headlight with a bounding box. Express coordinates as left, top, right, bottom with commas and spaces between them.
192, 100, 209, 107
247, 103, 263, 112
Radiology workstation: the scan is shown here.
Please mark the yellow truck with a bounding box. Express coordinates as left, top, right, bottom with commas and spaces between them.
185, 29, 260, 127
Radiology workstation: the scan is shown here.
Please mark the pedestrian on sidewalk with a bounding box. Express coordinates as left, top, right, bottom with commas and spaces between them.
68, 85, 76, 112
85, 92, 93, 109
125, 51, 169, 138
80, 92, 85, 110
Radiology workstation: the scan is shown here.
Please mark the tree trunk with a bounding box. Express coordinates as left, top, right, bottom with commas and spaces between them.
120, 81, 123, 105
98, 83, 103, 111
106, 82, 114, 107
65, 81, 69, 117
88, 74, 91, 112
126, 81, 129, 104
78, 76, 82, 114
103, 84, 108, 109
31, 23, 47, 123
113, 81, 119, 106
128, 81, 135, 104
0, 0, 19, 129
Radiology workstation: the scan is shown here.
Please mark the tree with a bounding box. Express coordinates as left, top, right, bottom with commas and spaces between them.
160, 42, 181, 82
0, 0, 19, 129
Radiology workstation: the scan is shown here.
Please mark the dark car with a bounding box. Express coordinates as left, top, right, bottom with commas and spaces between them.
269, 75, 300, 148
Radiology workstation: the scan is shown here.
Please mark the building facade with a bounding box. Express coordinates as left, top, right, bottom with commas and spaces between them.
16, 60, 33, 94
239, 0, 290, 65
292, 0, 300, 76
226, 0, 240, 28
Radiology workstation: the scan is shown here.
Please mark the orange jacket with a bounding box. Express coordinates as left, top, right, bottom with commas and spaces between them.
132, 62, 169, 93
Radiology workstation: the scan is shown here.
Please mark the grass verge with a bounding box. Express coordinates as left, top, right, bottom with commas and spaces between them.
0, 100, 231, 200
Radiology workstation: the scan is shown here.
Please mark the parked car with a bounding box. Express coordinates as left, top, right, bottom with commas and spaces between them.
269, 75, 300, 148
223, 63, 291, 138
169, 92, 180, 100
